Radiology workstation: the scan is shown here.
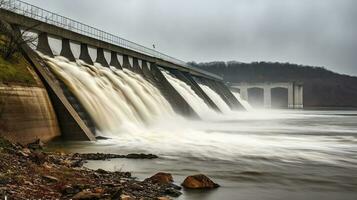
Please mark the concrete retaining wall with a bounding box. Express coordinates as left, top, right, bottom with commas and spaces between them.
0, 85, 60, 144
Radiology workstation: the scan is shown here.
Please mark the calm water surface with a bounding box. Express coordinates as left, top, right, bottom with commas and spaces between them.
49, 110, 357, 200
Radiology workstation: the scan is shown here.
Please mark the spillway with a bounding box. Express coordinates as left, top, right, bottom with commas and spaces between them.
160, 69, 219, 118
198, 83, 231, 113
232, 91, 253, 110
42, 55, 175, 136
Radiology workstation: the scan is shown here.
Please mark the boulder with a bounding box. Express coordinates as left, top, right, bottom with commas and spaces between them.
181, 174, 220, 189
145, 172, 173, 185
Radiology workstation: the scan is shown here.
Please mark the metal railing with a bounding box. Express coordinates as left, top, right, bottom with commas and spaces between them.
0, 0, 221, 80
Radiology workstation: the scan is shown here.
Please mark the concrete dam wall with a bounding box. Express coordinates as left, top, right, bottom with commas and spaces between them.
0, 85, 60, 144
0, 1, 244, 143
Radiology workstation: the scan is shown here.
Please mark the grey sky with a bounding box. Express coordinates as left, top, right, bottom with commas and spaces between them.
25, 0, 357, 76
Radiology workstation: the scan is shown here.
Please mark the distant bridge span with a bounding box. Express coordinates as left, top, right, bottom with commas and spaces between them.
229, 82, 303, 109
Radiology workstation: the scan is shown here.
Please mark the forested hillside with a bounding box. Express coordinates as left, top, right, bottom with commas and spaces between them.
190, 61, 357, 108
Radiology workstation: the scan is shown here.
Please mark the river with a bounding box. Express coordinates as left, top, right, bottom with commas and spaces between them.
49, 109, 357, 200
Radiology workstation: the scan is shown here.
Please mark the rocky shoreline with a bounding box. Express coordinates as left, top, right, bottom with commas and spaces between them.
0, 138, 183, 199
0, 138, 219, 199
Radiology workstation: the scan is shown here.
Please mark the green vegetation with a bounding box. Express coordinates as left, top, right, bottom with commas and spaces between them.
0, 19, 36, 85
0, 52, 36, 85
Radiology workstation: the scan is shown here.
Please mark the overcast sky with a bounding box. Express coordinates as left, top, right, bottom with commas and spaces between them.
26, 0, 357, 76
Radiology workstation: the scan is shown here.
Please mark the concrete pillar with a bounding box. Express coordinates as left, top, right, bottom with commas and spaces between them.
132, 58, 143, 74
60, 38, 76, 62
294, 84, 300, 109
299, 86, 304, 109
110, 51, 122, 69
240, 87, 248, 101
264, 87, 271, 109
288, 83, 294, 109
295, 85, 304, 109
37, 32, 54, 57
122, 55, 131, 69
141, 61, 155, 81
96, 48, 109, 67
79, 43, 93, 65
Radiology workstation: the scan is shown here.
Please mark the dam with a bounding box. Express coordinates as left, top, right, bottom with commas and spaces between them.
0, 0, 243, 142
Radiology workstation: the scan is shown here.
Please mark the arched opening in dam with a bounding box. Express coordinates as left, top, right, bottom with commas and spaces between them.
247, 87, 264, 108
271, 87, 288, 108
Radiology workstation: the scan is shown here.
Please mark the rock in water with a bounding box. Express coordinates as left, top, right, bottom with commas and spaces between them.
145, 172, 173, 184
181, 174, 220, 189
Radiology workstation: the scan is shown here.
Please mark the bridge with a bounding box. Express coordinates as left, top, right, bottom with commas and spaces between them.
230, 82, 303, 109
0, 0, 243, 141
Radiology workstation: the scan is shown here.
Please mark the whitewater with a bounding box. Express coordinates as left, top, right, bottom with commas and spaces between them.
41, 55, 357, 200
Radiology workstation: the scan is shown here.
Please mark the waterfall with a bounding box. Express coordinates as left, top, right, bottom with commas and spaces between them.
198, 83, 231, 113
160, 70, 218, 118
232, 91, 253, 110
41, 55, 175, 135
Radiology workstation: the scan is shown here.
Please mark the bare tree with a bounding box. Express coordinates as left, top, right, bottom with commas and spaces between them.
0, 19, 38, 60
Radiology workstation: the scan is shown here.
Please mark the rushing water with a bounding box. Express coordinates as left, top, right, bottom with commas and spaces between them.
161, 70, 218, 118
50, 110, 357, 200
42, 54, 357, 200
198, 83, 231, 113
43, 55, 175, 135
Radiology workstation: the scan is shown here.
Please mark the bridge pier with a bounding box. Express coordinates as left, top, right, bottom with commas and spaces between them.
264, 87, 272, 108
122, 55, 131, 69
60, 38, 76, 62
132, 58, 144, 75
96, 48, 109, 67
79, 43, 93, 65
110, 51, 122, 69
37, 32, 54, 57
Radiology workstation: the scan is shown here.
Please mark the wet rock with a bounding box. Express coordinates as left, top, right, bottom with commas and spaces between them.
0, 137, 180, 199
126, 153, 158, 159
164, 187, 182, 197
76, 153, 158, 161
169, 183, 182, 190
27, 139, 44, 150
95, 136, 110, 140
72, 190, 101, 199
95, 168, 109, 174
145, 172, 173, 185
181, 174, 220, 189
